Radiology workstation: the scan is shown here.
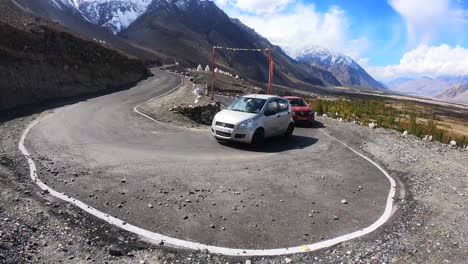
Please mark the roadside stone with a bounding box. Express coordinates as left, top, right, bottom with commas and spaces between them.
285, 257, 293, 263
341, 199, 348, 204
333, 215, 339, 220
108, 244, 124, 257
450, 140, 457, 148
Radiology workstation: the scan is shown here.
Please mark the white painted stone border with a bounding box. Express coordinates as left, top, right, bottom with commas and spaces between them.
19, 83, 397, 257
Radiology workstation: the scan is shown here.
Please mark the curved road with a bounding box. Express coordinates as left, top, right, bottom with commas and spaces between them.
24, 69, 393, 254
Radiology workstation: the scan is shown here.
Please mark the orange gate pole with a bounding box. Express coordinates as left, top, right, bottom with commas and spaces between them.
268, 50, 274, 95
211, 47, 216, 101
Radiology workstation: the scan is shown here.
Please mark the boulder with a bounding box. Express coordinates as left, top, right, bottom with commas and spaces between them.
172, 102, 221, 125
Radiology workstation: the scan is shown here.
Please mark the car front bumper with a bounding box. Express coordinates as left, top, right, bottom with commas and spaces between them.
292, 112, 315, 122
211, 124, 255, 144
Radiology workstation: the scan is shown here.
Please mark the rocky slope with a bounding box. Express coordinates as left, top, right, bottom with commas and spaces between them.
297, 47, 385, 90
0, 0, 150, 111
10, 0, 166, 61
386, 75, 468, 97
436, 84, 468, 105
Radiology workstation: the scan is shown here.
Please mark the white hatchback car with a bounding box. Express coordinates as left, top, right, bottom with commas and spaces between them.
211, 94, 295, 144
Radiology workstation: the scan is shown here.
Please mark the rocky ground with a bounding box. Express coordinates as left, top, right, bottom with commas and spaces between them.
137, 73, 220, 128
1, 108, 466, 263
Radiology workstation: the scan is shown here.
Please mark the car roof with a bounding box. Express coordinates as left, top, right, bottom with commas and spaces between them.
242, 94, 281, 100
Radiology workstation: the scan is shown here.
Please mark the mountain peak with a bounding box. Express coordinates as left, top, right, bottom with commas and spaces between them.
296, 46, 384, 90
53, 0, 153, 33
296, 46, 356, 67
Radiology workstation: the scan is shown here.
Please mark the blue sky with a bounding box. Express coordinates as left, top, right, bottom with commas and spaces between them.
214, 0, 468, 80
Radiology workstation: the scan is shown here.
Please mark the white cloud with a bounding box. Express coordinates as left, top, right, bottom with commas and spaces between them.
388, 0, 467, 46
367, 44, 468, 80
234, 4, 366, 59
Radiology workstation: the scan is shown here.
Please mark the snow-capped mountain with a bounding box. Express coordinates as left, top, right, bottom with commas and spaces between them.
297, 46, 385, 90
297, 47, 357, 69
119, 0, 332, 86
22, 0, 382, 90
52, 0, 153, 33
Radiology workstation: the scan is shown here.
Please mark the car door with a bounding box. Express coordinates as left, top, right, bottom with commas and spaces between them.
275, 98, 292, 134
262, 99, 279, 137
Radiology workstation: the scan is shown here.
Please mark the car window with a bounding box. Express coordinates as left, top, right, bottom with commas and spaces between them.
265, 100, 278, 115
276, 99, 289, 113
288, 99, 307, 106
228, 97, 267, 114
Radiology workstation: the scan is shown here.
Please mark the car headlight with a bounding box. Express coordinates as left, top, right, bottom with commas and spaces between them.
239, 119, 254, 129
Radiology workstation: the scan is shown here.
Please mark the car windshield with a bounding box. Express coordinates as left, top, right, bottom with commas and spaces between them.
228, 97, 267, 114
288, 99, 307, 107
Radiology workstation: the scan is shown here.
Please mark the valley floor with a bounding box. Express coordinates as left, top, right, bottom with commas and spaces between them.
0, 112, 466, 263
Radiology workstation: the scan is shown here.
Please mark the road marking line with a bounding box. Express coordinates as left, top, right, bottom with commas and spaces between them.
133, 73, 185, 130
19, 82, 397, 257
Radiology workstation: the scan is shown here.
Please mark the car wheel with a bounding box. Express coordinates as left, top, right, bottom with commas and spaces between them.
285, 123, 295, 137
251, 128, 265, 145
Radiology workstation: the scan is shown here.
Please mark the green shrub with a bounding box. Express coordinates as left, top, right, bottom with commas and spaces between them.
308, 98, 466, 145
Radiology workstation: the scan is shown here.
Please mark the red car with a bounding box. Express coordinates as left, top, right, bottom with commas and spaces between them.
283, 96, 315, 125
